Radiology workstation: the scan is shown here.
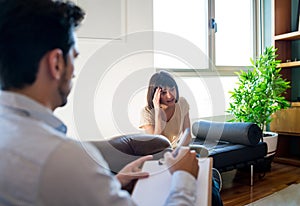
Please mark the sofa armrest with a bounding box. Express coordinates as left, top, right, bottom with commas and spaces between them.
90, 133, 172, 173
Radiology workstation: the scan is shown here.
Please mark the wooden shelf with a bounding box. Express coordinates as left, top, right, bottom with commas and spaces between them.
279, 61, 300, 68
272, 0, 300, 166
291, 102, 300, 107
275, 131, 300, 136
273, 132, 300, 166
274, 156, 300, 167
274, 31, 300, 41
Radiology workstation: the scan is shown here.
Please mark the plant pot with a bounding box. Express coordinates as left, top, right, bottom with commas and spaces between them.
255, 131, 278, 172
263, 131, 278, 157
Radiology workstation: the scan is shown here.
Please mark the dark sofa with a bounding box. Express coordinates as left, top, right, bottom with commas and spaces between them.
90, 120, 267, 186
191, 120, 268, 185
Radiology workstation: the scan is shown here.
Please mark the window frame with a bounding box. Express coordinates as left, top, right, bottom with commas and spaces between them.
154, 0, 261, 76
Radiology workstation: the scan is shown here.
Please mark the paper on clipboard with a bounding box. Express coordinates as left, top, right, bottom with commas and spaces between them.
131, 157, 212, 206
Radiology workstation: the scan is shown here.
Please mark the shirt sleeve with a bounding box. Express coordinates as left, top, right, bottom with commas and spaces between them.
139, 107, 155, 128
38, 140, 197, 206
178, 97, 190, 117
164, 171, 197, 206
38, 140, 138, 206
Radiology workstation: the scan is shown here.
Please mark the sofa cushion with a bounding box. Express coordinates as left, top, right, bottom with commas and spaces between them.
192, 139, 267, 172
192, 120, 262, 146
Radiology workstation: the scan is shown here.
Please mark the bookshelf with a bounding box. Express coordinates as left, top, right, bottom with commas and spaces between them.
271, 0, 300, 166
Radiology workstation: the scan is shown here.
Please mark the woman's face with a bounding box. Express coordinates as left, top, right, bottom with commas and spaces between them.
160, 86, 177, 106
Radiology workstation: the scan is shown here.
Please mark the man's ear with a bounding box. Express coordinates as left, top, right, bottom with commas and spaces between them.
47, 49, 64, 80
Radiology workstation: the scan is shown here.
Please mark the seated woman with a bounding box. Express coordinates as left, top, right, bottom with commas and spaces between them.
139, 70, 223, 206
139, 70, 191, 148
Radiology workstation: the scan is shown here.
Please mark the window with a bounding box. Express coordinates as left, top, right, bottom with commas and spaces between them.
215, 0, 255, 67
153, 0, 257, 72
153, 0, 209, 70
153, 0, 259, 118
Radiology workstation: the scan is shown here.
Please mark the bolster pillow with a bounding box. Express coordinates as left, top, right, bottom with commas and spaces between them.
192, 120, 262, 146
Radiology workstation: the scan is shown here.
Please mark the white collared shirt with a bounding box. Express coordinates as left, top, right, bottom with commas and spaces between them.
0, 91, 196, 206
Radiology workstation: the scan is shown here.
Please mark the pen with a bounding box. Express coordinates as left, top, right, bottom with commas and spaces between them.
158, 146, 184, 165
158, 128, 190, 165
172, 146, 181, 158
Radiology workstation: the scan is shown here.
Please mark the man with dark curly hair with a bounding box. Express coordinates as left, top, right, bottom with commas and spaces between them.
0, 1, 200, 205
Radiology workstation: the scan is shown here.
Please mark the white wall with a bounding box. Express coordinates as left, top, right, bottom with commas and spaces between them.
55, 0, 236, 141
55, 0, 155, 141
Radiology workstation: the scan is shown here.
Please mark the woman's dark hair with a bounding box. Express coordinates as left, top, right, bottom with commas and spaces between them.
0, 0, 85, 90
146, 70, 179, 109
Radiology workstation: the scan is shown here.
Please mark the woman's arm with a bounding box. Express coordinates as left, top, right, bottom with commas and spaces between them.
182, 112, 192, 146
142, 87, 166, 135
142, 107, 166, 135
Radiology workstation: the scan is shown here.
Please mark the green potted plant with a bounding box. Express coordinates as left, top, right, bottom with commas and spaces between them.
227, 46, 290, 170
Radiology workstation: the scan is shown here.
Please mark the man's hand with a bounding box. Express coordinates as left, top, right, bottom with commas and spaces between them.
116, 155, 153, 188
164, 147, 199, 179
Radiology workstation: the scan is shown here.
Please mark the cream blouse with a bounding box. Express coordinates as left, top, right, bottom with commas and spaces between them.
139, 97, 190, 148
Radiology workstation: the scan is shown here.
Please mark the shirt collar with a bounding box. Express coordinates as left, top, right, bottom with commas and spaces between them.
0, 91, 67, 134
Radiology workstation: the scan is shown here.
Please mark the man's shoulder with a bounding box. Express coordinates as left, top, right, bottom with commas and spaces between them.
0, 112, 100, 165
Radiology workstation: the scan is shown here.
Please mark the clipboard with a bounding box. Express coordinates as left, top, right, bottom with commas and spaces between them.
131, 157, 212, 206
